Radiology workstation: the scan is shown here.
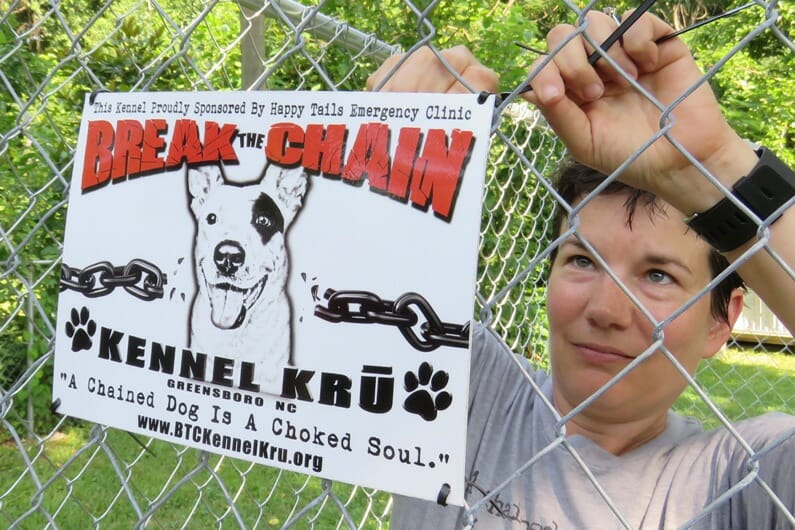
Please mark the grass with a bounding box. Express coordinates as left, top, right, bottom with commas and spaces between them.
1, 346, 792, 528
0, 427, 391, 529
674, 345, 795, 430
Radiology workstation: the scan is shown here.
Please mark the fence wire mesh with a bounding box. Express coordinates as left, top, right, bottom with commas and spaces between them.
0, 0, 793, 528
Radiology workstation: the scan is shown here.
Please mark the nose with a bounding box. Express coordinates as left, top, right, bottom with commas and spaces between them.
214, 240, 245, 276
584, 273, 635, 330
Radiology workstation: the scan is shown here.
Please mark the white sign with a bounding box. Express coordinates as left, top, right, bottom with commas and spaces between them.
53, 90, 493, 506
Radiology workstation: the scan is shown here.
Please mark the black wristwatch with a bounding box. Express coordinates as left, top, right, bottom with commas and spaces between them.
686, 147, 795, 253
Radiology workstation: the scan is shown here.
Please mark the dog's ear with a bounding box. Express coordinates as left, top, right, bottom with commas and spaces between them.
261, 164, 308, 227
187, 164, 224, 213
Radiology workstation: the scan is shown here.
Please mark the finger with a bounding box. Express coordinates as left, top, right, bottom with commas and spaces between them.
446, 63, 499, 94
545, 23, 605, 102
618, 10, 657, 72
524, 55, 566, 106
367, 47, 449, 93
535, 91, 593, 164
621, 11, 691, 72
581, 11, 639, 85
366, 53, 410, 91
438, 46, 499, 94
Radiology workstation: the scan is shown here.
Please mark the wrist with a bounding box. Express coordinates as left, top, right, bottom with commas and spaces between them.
685, 146, 795, 252
665, 136, 758, 215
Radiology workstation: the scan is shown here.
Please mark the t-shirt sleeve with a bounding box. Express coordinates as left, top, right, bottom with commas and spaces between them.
727, 413, 795, 528
467, 321, 543, 416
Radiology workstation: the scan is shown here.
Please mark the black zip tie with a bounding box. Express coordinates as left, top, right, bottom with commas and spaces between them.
478, 90, 504, 109
89, 88, 110, 104
50, 398, 61, 414
128, 432, 157, 457
587, 0, 658, 66
514, 41, 546, 56
436, 482, 451, 506
655, 1, 757, 43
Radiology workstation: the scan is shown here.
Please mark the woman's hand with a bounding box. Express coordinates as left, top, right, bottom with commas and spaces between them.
525, 10, 757, 214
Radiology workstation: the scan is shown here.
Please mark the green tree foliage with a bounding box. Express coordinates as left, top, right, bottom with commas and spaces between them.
686, 2, 795, 166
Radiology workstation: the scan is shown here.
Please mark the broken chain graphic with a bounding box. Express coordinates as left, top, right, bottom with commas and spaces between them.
314, 289, 470, 352
60, 259, 167, 301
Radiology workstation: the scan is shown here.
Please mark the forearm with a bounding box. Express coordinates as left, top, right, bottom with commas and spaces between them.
665, 138, 795, 335
728, 210, 795, 335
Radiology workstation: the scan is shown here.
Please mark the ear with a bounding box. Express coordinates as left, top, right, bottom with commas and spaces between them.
187, 164, 224, 213
260, 163, 308, 227
703, 287, 744, 359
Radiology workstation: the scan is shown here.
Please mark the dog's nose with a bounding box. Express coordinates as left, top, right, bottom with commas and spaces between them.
214, 240, 245, 276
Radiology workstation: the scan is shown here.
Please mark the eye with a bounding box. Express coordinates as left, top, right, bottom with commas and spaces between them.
571, 255, 594, 269
206, 213, 216, 225
647, 269, 674, 285
255, 214, 272, 228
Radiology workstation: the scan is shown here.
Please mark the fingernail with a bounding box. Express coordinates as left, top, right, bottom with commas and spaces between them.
584, 83, 603, 100
541, 85, 561, 103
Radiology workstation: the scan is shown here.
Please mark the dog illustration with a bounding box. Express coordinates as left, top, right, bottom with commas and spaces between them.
187, 162, 308, 393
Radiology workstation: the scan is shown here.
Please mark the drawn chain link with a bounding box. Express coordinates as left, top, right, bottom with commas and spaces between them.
314, 289, 470, 352
60, 259, 167, 301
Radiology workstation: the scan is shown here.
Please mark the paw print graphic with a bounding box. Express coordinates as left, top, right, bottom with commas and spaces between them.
403, 361, 452, 421
65, 306, 96, 352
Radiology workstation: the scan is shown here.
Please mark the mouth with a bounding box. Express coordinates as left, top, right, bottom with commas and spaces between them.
204, 274, 268, 330
574, 343, 636, 364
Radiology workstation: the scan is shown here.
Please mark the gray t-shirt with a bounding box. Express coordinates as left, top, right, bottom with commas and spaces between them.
391, 325, 795, 529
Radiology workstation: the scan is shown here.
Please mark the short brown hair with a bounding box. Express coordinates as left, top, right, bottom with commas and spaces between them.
549, 160, 745, 324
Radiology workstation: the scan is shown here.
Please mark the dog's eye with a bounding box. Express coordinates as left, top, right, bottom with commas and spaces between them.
207, 213, 217, 225
254, 215, 271, 228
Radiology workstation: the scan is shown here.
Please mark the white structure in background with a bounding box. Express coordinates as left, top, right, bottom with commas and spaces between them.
733, 290, 794, 346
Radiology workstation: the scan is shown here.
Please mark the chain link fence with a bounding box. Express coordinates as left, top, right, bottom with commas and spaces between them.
1, 0, 793, 528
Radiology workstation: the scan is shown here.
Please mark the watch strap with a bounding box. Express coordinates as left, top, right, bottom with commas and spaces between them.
686, 147, 795, 252
734, 147, 795, 220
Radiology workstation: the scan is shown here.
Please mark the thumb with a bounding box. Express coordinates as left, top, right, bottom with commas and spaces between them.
535, 95, 593, 162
